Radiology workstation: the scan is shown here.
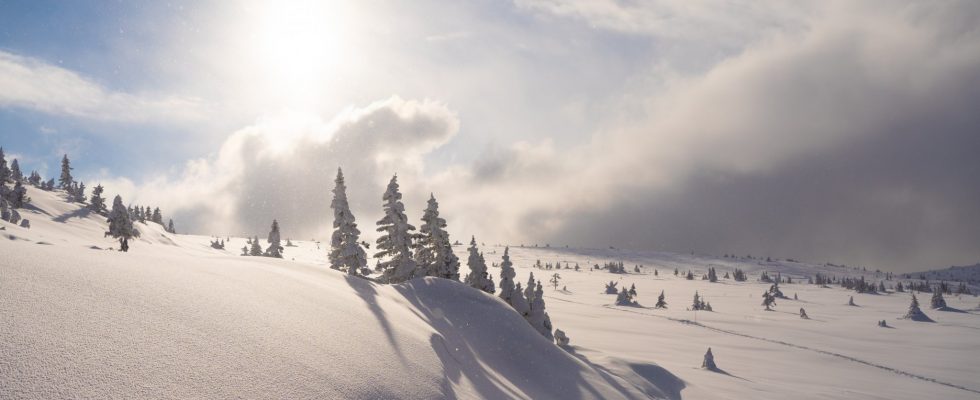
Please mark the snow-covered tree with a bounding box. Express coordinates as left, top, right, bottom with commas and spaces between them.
0, 147, 8, 183
655, 290, 667, 309
106, 195, 136, 252
88, 185, 107, 214
930, 290, 947, 309
265, 219, 283, 258
498, 247, 517, 304
902, 294, 932, 322
328, 168, 367, 275
511, 282, 531, 318
464, 236, 495, 293
848, 296, 856, 306
550, 273, 561, 290
249, 235, 263, 256
708, 267, 718, 282
58, 154, 73, 189
374, 175, 417, 283
702, 348, 718, 370
604, 281, 619, 294
28, 170, 41, 186
9, 159, 22, 182
414, 193, 459, 280
528, 281, 554, 342
762, 291, 776, 310
692, 291, 704, 310
8, 181, 28, 208
800, 308, 809, 319
151, 207, 163, 224
616, 287, 636, 306
554, 329, 570, 346
167, 219, 176, 234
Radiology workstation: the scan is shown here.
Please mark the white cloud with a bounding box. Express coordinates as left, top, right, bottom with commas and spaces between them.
0, 50, 207, 123
100, 96, 459, 238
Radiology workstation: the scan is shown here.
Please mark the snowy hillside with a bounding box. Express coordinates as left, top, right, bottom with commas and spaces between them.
3, 185, 980, 399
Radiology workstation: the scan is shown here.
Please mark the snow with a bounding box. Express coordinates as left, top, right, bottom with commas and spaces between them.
3, 185, 980, 399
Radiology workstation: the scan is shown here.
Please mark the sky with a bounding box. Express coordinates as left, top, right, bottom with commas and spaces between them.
1, 0, 978, 272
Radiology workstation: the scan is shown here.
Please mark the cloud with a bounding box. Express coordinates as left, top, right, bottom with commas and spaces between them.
100, 96, 459, 239
437, 1, 980, 270
0, 50, 207, 123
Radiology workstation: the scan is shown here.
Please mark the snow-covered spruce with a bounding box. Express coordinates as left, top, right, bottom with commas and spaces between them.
249, 235, 263, 256
616, 287, 637, 306
604, 281, 619, 294
328, 168, 367, 275
464, 236, 495, 293
848, 296, 857, 306
374, 175, 417, 284
264, 219, 283, 258
58, 154, 73, 190
527, 278, 554, 342
655, 290, 667, 309
931, 290, 947, 309
800, 308, 809, 319
498, 247, 518, 305
88, 184, 107, 215
554, 329, 570, 346
106, 195, 137, 252
702, 348, 718, 371
414, 193, 459, 280
901, 293, 933, 322
166, 219, 176, 234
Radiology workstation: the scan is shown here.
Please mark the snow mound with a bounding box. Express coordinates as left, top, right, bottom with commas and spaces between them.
0, 186, 653, 398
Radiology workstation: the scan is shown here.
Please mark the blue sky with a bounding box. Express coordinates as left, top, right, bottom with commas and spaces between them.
2, 0, 979, 271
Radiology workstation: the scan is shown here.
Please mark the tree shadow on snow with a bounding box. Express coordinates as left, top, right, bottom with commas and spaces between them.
701, 366, 751, 382
342, 275, 407, 364
565, 346, 684, 400
396, 279, 653, 400
934, 306, 968, 313
52, 207, 92, 223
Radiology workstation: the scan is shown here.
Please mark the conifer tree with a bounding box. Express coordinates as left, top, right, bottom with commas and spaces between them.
498, 247, 517, 304
902, 293, 932, 321
464, 236, 495, 293
265, 219, 283, 258
414, 193, 459, 280
151, 207, 163, 224
374, 175, 417, 283
9, 159, 22, 182
702, 348, 718, 370
528, 281, 555, 342
107, 195, 136, 252
167, 219, 176, 234
930, 290, 947, 309
249, 235, 263, 256
88, 184, 107, 214
655, 290, 667, 309
328, 168, 367, 275
0, 147, 8, 183
59, 154, 73, 189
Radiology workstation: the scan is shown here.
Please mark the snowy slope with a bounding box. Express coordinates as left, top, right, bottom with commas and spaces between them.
3, 186, 980, 399
1, 187, 655, 399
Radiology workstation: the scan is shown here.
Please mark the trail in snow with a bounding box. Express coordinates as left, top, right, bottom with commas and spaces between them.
547, 296, 980, 396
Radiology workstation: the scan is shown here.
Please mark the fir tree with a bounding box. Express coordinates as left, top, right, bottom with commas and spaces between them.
167, 219, 176, 234
414, 193, 459, 280
88, 185, 107, 214
930, 290, 947, 309
8, 181, 28, 208
0, 147, 8, 183
498, 247, 517, 304
655, 290, 667, 309
328, 168, 367, 275
58, 154, 73, 189
702, 348, 718, 370
374, 175, 417, 283
106, 195, 136, 252
9, 159, 22, 182
151, 207, 163, 224
464, 236, 495, 293
902, 293, 933, 322
528, 281, 554, 342
265, 219, 283, 258
249, 235, 263, 256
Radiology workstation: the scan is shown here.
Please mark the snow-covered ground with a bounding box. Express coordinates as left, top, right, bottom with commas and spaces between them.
3, 186, 980, 399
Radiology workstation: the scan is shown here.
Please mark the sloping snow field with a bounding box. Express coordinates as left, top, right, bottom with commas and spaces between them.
2, 186, 979, 399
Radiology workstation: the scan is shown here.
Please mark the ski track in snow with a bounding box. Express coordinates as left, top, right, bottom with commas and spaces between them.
547, 296, 980, 396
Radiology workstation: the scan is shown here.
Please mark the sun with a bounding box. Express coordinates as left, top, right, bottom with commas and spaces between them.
245, 0, 351, 109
